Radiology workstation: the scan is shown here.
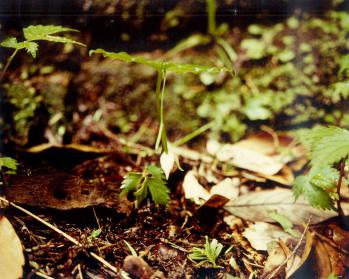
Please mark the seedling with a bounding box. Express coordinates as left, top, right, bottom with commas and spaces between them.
1, 25, 85, 80
293, 126, 349, 216
188, 236, 223, 268
90, 49, 230, 153
120, 165, 169, 206
124, 240, 138, 257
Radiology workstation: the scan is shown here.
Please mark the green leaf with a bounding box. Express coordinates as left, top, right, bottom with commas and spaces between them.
120, 166, 170, 206
120, 172, 143, 197
327, 273, 339, 279
243, 98, 271, 120
1, 37, 19, 48
90, 228, 102, 238
311, 166, 339, 190
241, 39, 266, 59
0, 38, 38, 57
268, 210, 300, 237
24, 42, 39, 58
146, 165, 169, 205
166, 34, 211, 57
0, 157, 18, 171
23, 25, 78, 41
147, 177, 169, 206
134, 181, 149, 205
301, 126, 349, 178
293, 175, 334, 210
188, 236, 223, 268
89, 49, 230, 75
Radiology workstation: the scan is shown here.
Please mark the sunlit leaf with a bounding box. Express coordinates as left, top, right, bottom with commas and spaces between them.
90, 49, 230, 74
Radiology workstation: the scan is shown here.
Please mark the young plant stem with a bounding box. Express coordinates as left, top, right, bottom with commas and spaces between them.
173, 121, 214, 146
336, 158, 346, 219
155, 69, 168, 152
207, 0, 217, 35
0, 49, 18, 81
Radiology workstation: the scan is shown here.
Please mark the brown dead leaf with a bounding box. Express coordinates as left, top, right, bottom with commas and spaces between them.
261, 241, 288, 278
261, 231, 313, 279
312, 237, 346, 278
261, 165, 294, 186
0, 216, 25, 279
6, 156, 131, 213
224, 188, 342, 225
207, 132, 305, 176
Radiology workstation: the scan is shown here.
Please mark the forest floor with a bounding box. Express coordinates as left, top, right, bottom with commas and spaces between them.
2, 7, 349, 279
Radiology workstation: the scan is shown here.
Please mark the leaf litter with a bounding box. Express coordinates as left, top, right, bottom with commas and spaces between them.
3, 123, 349, 278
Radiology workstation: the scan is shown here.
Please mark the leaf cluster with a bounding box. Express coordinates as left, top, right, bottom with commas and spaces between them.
1, 25, 85, 58
120, 165, 169, 206
90, 49, 230, 75
293, 126, 349, 209
188, 236, 223, 268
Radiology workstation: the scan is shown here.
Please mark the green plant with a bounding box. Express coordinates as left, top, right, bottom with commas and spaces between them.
120, 165, 169, 206
124, 240, 138, 256
1, 25, 85, 80
166, 0, 236, 70
0, 157, 18, 175
90, 49, 230, 153
188, 236, 223, 268
293, 126, 349, 215
0, 25, 84, 181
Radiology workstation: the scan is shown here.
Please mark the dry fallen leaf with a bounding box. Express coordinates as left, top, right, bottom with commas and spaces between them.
0, 216, 25, 279
261, 231, 313, 279
207, 132, 305, 176
182, 171, 210, 205
6, 156, 130, 212
312, 237, 345, 278
182, 171, 239, 206
210, 178, 240, 200
243, 222, 293, 251
224, 188, 346, 225
210, 140, 284, 175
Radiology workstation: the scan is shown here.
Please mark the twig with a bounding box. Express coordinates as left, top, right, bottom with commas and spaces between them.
90, 252, 117, 273
92, 207, 101, 230
265, 218, 311, 279
0, 196, 118, 274
35, 271, 54, 279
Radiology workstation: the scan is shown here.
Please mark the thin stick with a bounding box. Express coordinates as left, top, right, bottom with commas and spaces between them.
336, 158, 346, 218
0, 197, 80, 246
0, 197, 118, 274
90, 252, 118, 273
92, 207, 101, 230
77, 264, 84, 279
35, 271, 54, 279
266, 219, 310, 279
